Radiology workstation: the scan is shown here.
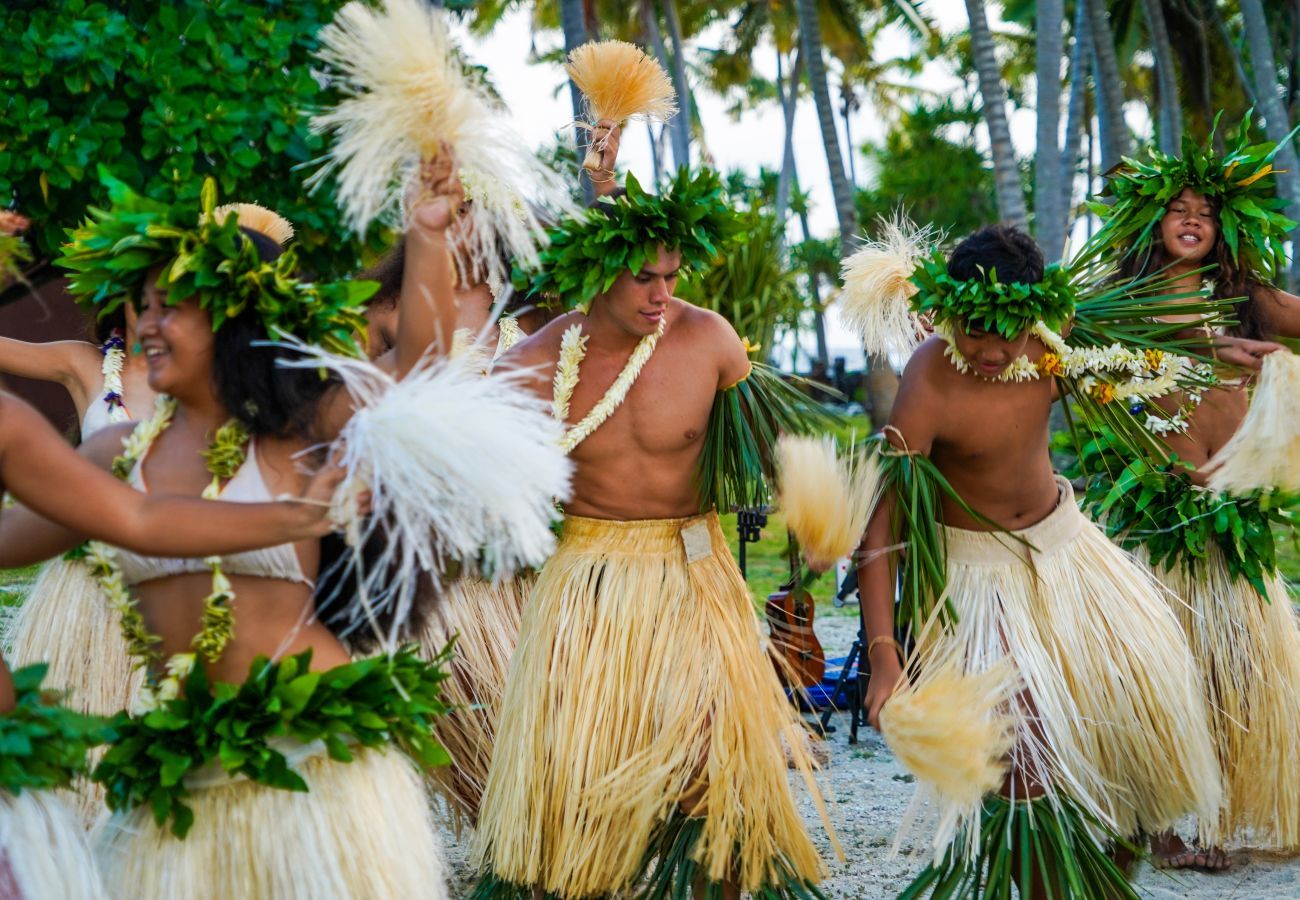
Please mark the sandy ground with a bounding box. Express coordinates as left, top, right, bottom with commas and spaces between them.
440, 614, 1300, 898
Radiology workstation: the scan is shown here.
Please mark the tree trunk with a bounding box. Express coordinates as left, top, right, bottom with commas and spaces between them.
1240, 0, 1300, 288
795, 0, 896, 421
774, 49, 803, 234
1141, 0, 1182, 153
1087, 0, 1130, 170
640, 0, 675, 178
561, 0, 593, 201
1206, 0, 1257, 108
964, 0, 1029, 229
1034, 0, 1067, 259
659, 0, 693, 171
1058, 0, 1092, 255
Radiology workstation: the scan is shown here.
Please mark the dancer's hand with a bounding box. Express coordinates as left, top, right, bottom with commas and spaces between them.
864, 653, 903, 731
281, 448, 369, 539
588, 119, 622, 197
408, 143, 464, 233
1213, 334, 1287, 371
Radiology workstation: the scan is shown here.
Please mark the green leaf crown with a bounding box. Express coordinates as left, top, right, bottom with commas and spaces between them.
512, 167, 745, 310
1089, 111, 1299, 282
58, 168, 376, 357
910, 251, 1076, 339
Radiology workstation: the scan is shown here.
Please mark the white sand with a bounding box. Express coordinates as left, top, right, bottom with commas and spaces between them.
441, 613, 1300, 898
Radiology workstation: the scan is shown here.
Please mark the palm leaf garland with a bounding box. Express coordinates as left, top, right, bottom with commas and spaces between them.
59, 167, 375, 357
910, 253, 1075, 340
0, 664, 112, 795
1085, 111, 1299, 281
696, 361, 844, 512
512, 167, 746, 311
94, 646, 451, 838
899, 793, 1139, 900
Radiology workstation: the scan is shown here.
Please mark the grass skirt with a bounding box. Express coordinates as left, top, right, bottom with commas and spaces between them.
474, 512, 830, 896
912, 479, 1221, 843
419, 572, 532, 825
4, 558, 140, 823
93, 743, 447, 900
1136, 543, 1300, 849
0, 788, 104, 899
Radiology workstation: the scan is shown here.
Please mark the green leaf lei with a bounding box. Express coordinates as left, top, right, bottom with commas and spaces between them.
910, 251, 1077, 340
1088, 111, 1299, 282
512, 167, 745, 311
1071, 427, 1297, 598
0, 664, 112, 796
58, 167, 376, 357
93, 646, 451, 838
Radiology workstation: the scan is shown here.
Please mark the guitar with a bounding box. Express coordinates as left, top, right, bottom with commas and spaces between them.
765, 538, 826, 688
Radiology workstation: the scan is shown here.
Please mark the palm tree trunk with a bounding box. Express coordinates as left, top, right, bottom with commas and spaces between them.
561, 0, 593, 201
795, 0, 896, 422
1141, 0, 1182, 153
1206, 0, 1257, 108
1034, 0, 1067, 260
1058, 0, 1092, 252
659, 0, 693, 170
774, 49, 803, 232
1087, 0, 1130, 170
640, 0, 675, 178
1240, 0, 1300, 288
964, 0, 1029, 229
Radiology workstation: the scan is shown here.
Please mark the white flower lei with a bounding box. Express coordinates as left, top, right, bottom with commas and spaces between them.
101, 340, 130, 424
551, 317, 665, 455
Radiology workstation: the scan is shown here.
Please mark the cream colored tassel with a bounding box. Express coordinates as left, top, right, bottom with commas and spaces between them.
777, 435, 881, 571
1204, 350, 1300, 493
838, 215, 938, 358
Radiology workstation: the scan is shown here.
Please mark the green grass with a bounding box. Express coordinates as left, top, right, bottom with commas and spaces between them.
0, 564, 38, 608
719, 510, 860, 619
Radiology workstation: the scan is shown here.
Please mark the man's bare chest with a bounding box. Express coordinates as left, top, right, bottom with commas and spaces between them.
566, 353, 715, 456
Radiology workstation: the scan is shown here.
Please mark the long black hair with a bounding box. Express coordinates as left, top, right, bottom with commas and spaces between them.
1116, 197, 1274, 340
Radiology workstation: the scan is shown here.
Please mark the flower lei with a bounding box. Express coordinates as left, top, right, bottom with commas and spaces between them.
551, 317, 665, 454
934, 319, 1209, 433
88, 396, 251, 712
100, 333, 130, 423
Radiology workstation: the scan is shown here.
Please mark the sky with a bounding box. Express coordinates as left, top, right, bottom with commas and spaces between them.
447, 2, 1058, 369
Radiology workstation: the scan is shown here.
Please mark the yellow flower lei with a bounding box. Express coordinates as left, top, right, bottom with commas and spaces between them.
88, 396, 251, 712
552, 317, 665, 455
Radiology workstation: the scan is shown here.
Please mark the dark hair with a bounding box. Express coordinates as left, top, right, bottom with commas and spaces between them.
948, 224, 1045, 285
357, 239, 404, 309
1116, 197, 1274, 340
93, 307, 127, 344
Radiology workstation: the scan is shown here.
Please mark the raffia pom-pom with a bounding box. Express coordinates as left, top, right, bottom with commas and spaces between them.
777, 435, 880, 571
1204, 350, 1300, 493
211, 203, 295, 246
838, 215, 937, 358
566, 40, 677, 172
880, 659, 1016, 816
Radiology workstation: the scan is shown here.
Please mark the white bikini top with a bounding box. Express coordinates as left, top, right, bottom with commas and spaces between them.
81, 340, 132, 438
80, 386, 125, 438
114, 438, 310, 588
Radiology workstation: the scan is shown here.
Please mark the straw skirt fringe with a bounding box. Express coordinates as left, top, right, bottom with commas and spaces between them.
912, 479, 1222, 841
4, 558, 141, 823
93, 745, 448, 900
1136, 544, 1300, 849
419, 573, 532, 824
475, 512, 829, 896
0, 788, 104, 899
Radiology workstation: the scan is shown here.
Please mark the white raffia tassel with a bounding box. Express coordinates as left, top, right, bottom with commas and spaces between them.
308, 0, 574, 286
210, 203, 295, 246
881, 658, 1018, 863
565, 40, 677, 172
839, 215, 938, 358
777, 435, 881, 571
278, 340, 572, 648
1204, 350, 1300, 493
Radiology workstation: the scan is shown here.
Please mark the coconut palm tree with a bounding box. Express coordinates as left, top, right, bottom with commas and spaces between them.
963, 0, 1029, 229
1087, 0, 1132, 171
1141, 0, 1182, 152
1035, 0, 1067, 259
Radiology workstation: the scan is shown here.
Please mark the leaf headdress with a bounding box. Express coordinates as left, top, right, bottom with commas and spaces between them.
58, 168, 374, 357
1087, 111, 1298, 282
512, 167, 744, 310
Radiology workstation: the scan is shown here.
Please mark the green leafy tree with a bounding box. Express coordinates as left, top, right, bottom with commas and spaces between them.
0, 0, 374, 280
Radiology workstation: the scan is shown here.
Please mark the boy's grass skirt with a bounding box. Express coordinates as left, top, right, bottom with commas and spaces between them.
4, 558, 140, 823
0, 788, 104, 899
1136, 542, 1300, 849
419, 572, 532, 825
904, 478, 1221, 887
92, 742, 447, 900
474, 512, 832, 897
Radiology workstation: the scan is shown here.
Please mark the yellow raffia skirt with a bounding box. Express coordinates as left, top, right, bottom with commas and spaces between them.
474, 512, 832, 896
910, 479, 1222, 840
1136, 543, 1300, 849
92, 743, 447, 900
418, 572, 532, 825
0, 788, 104, 899
4, 557, 140, 823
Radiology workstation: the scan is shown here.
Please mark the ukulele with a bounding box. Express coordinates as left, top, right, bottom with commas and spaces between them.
765, 537, 826, 688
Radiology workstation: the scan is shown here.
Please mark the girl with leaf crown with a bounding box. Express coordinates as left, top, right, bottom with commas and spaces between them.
1075, 114, 1300, 871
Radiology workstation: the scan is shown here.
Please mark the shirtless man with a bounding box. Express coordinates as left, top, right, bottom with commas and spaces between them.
472, 152, 831, 898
